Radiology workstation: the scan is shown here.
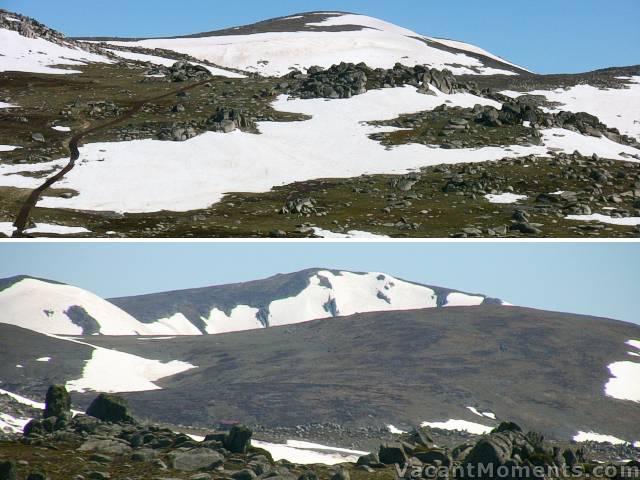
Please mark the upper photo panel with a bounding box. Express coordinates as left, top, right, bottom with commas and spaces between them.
0, 0, 639, 238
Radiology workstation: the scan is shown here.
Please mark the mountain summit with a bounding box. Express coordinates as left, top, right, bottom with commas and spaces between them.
101, 11, 527, 76
0, 269, 505, 336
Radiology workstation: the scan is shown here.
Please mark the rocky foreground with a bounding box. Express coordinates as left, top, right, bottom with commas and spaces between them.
1, 386, 639, 480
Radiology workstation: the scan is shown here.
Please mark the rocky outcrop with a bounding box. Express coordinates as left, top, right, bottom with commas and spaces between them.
167, 61, 211, 82
43, 384, 70, 419
207, 107, 256, 133
284, 62, 462, 99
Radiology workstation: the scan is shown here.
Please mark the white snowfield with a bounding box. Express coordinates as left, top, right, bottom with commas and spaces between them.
604, 339, 640, 403
0, 222, 90, 237
65, 342, 196, 393
501, 76, 640, 140
0, 145, 19, 152
572, 431, 629, 445
566, 214, 640, 227
421, 419, 494, 435
252, 439, 367, 465
484, 193, 527, 204
387, 424, 407, 434
191, 270, 497, 335
103, 48, 245, 78
0, 27, 111, 74
108, 13, 521, 77
0, 277, 202, 336
0, 271, 499, 337
0, 388, 45, 410
311, 227, 390, 238
186, 433, 366, 465
467, 406, 497, 420
1, 85, 633, 215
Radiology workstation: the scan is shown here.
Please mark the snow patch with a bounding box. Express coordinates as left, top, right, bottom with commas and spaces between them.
387, 424, 406, 434
466, 407, 496, 420
445, 292, 485, 307
268, 270, 438, 328
63, 337, 196, 393
0, 222, 90, 236
35, 357, 51, 362
153, 312, 202, 335
421, 419, 493, 435
573, 431, 628, 445
0, 28, 111, 74
51, 125, 71, 132
204, 306, 263, 334
252, 439, 367, 465
0, 389, 45, 410
0, 277, 161, 335
0, 145, 19, 152
104, 49, 244, 78
312, 227, 389, 238
566, 214, 640, 226
484, 193, 527, 204
604, 340, 640, 402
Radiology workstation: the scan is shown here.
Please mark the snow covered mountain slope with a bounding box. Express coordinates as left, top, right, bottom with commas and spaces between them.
5, 85, 638, 216
0, 270, 504, 337
109, 268, 505, 335
104, 12, 527, 77
0, 276, 200, 336
0, 10, 111, 74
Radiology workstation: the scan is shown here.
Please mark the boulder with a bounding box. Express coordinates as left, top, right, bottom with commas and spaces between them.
224, 425, 253, 454
78, 438, 132, 456
407, 425, 435, 448
0, 461, 16, 480
232, 469, 257, 480
297, 472, 319, 480
85, 393, 135, 424
331, 470, 350, 480
413, 448, 452, 467
378, 443, 407, 465
168, 449, 224, 471
43, 385, 71, 419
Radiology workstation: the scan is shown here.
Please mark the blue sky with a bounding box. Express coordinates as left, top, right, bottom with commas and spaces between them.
0, 242, 638, 325
4, 0, 639, 74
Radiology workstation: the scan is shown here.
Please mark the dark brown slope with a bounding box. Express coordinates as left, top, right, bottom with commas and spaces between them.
0, 324, 92, 395
85, 305, 640, 442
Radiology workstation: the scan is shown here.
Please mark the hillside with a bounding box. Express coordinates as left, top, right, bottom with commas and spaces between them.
0, 269, 504, 336
1, 306, 638, 444
100, 12, 527, 77
0, 9, 638, 238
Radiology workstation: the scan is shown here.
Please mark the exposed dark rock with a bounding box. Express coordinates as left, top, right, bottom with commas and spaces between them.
224, 425, 253, 453
43, 385, 70, 419
0, 461, 16, 480
378, 443, 407, 465
86, 394, 135, 424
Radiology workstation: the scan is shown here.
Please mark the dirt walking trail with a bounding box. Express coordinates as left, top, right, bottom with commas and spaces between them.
12, 79, 211, 237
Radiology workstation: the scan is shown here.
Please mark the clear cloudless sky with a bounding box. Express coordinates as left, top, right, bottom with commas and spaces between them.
3, 0, 639, 74
0, 242, 638, 325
